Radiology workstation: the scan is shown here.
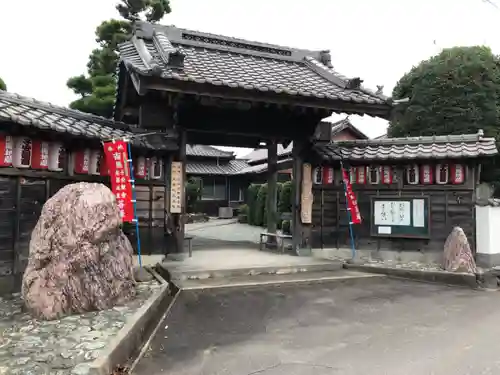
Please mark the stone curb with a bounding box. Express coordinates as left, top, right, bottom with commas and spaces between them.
162, 262, 344, 281
87, 268, 172, 375
343, 263, 480, 289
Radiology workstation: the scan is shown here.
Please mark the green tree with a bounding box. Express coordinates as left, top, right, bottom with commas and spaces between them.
186, 177, 201, 213
67, 0, 171, 117
388, 46, 500, 190
0, 77, 6, 91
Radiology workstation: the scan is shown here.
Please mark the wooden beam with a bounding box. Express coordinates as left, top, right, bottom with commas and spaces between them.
267, 140, 278, 243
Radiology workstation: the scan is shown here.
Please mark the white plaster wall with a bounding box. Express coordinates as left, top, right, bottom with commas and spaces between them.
475, 206, 500, 255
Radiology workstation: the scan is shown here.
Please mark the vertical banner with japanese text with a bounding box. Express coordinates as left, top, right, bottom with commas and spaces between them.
341, 167, 362, 224
103, 141, 134, 222
170, 161, 184, 214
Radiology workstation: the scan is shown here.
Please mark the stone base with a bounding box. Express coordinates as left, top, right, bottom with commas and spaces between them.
164, 253, 187, 262
476, 253, 500, 269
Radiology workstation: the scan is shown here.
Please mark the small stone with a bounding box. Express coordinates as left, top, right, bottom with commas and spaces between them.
443, 226, 476, 273
35, 351, 55, 363
15, 357, 30, 365
134, 266, 154, 282
84, 350, 99, 361
71, 363, 91, 375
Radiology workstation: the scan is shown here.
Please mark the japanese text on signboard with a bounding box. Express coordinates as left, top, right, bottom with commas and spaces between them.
103, 141, 134, 222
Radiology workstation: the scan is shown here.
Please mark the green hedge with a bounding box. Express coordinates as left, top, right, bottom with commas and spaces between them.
247, 184, 261, 225
246, 181, 294, 228
278, 181, 293, 213
255, 183, 268, 226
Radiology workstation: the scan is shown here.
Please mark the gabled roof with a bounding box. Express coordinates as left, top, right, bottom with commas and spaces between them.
314, 131, 498, 161
240, 119, 367, 163
187, 159, 249, 175
186, 145, 234, 158
118, 22, 391, 114
0, 91, 177, 151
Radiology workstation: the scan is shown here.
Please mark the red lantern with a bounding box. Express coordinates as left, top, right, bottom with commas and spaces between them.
13, 137, 32, 168
435, 164, 449, 185
381, 166, 393, 184
134, 156, 148, 179
420, 165, 433, 184
322, 167, 334, 184
0, 135, 13, 167
74, 149, 91, 174
31, 140, 50, 170
406, 164, 419, 185
149, 157, 163, 180
450, 164, 465, 184
356, 166, 367, 184
48, 143, 66, 172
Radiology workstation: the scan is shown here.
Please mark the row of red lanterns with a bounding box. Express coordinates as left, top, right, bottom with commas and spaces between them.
0, 135, 164, 180
313, 164, 465, 185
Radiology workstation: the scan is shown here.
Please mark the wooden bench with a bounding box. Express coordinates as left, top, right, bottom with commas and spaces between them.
260, 232, 293, 253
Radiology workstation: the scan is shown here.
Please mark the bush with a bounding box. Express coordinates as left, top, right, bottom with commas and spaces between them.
255, 183, 268, 227
186, 177, 201, 213
246, 184, 261, 225
278, 181, 293, 213
281, 220, 291, 234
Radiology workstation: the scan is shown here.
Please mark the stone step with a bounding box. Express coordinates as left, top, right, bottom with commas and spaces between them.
175, 270, 386, 290
160, 261, 344, 282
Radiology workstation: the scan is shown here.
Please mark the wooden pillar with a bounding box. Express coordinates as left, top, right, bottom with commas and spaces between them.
169, 128, 187, 260
163, 153, 172, 257
292, 141, 303, 254
267, 140, 278, 238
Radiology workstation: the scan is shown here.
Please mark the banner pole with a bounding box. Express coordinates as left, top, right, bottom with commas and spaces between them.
341, 162, 356, 260
126, 141, 142, 267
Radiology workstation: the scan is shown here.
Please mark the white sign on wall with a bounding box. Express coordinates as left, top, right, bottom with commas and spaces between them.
374, 200, 411, 226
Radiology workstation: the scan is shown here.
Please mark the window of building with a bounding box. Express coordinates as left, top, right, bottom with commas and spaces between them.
201, 176, 227, 200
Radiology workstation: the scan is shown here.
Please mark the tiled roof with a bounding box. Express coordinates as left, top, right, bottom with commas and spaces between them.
235, 158, 293, 175
187, 159, 249, 175
240, 119, 366, 163
314, 131, 498, 161
186, 145, 234, 158
0, 91, 177, 151
118, 22, 391, 113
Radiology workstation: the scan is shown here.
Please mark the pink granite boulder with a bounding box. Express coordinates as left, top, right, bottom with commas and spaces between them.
443, 226, 477, 273
22, 182, 136, 320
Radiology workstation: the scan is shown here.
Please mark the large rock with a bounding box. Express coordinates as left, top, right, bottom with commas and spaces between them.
443, 226, 477, 273
22, 182, 136, 320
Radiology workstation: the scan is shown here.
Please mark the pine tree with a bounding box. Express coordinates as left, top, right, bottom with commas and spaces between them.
67, 0, 171, 118
0, 77, 6, 91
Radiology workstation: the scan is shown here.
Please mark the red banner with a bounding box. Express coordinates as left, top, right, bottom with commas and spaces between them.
103, 141, 134, 222
342, 167, 362, 224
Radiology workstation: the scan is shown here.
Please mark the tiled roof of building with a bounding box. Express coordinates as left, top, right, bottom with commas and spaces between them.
240, 119, 367, 163
187, 159, 250, 175
235, 158, 293, 175
0, 91, 177, 151
314, 131, 498, 161
118, 22, 390, 112
186, 145, 234, 158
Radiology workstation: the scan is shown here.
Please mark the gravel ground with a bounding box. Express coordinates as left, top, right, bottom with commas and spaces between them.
0, 280, 162, 375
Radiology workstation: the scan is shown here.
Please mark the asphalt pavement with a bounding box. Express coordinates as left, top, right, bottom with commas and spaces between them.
134, 277, 500, 375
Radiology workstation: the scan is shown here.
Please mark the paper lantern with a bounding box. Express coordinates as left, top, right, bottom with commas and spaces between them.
420, 165, 433, 184
31, 140, 50, 170
450, 164, 465, 184
89, 150, 109, 176
312, 167, 322, 184
322, 167, 334, 184
12, 137, 32, 168
0, 135, 13, 167
406, 164, 419, 185
356, 166, 367, 184
435, 164, 449, 185
48, 143, 66, 172
73, 149, 91, 174
380, 166, 393, 184
368, 166, 380, 184
134, 156, 148, 179
149, 157, 163, 180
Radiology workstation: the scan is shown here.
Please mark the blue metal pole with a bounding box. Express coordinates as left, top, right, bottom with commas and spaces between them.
340, 162, 356, 260
127, 141, 142, 267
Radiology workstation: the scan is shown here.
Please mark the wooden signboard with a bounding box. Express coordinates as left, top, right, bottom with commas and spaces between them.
170, 161, 183, 214
301, 163, 313, 224
370, 196, 430, 239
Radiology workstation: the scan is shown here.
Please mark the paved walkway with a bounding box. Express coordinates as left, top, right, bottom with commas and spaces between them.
134, 278, 500, 375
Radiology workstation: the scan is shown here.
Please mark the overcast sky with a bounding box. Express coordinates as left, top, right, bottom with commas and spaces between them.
1, 0, 499, 155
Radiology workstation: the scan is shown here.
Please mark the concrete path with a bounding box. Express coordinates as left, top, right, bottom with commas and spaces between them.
134, 278, 500, 375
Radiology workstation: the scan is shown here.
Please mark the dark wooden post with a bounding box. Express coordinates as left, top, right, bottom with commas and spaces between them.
167, 128, 187, 260
267, 140, 278, 240
292, 141, 303, 254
